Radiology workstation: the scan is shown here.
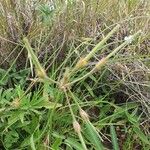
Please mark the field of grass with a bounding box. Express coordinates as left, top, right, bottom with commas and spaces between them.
0, 0, 150, 149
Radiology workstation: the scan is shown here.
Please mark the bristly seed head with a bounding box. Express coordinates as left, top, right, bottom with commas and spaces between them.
79, 109, 89, 121
75, 58, 88, 70
73, 120, 81, 134
59, 68, 71, 91
62, 67, 70, 84
12, 98, 20, 108
94, 57, 107, 71
35, 68, 47, 79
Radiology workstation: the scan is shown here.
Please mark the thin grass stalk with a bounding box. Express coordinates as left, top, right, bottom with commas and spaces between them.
84, 24, 120, 62
65, 30, 142, 86
64, 91, 88, 150
72, 24, 120, 71
23, 37, 58, 84
68, 88, 104, 149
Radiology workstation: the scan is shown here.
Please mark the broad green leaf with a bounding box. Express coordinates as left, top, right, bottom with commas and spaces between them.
6, 111, 25, 130
0, 68, 8, 85
84, 121, 104, 150
4, 130, 19, 149
52, 132, 66, 139
65, 137, 83, 150
51, 138, 62, 150
32, 99, 62, 109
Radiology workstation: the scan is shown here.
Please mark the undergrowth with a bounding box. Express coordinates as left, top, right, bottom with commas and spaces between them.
0, 0, 150, 150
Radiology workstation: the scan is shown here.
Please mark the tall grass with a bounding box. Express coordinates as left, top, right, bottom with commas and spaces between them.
0, 0, 150, 149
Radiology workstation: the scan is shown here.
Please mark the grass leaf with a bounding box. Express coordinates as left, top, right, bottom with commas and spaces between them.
65, 137, 83, 150
30, 135, 36, 150
110, 125, 120, 150
133, 127, 150, 145
84, 121, 104, 150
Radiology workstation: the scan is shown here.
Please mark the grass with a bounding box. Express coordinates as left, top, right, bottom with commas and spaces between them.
0, 0, 150, 149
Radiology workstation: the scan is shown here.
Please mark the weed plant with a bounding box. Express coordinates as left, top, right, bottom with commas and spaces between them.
0, 0, 150, 149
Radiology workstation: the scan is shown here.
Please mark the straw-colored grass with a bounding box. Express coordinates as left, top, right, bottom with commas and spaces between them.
0, 0, 150, 149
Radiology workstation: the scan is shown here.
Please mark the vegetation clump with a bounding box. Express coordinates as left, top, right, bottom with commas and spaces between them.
0, 0, 150, 149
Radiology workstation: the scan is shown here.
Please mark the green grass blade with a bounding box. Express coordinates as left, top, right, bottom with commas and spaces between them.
30, 135, 36, 150
65, 137, 83, 150
23, 37, 45, 74
84, 121, 104, 150
110, 125, 120, 150
84, 24, 120, 61
133, 126, 150, 145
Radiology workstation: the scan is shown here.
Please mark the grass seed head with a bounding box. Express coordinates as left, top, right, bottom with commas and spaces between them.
80, 109, 89, 121
59, 68, 71, 91
35, 67, 47, 79
12, 98, 20, 108
62, 67, 70, 84
94, 57, 107, 71
73, 120, 81, 134
75, 57, 88, 70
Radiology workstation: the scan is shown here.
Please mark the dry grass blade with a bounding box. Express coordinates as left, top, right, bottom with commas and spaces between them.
23, 37, 58, 84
